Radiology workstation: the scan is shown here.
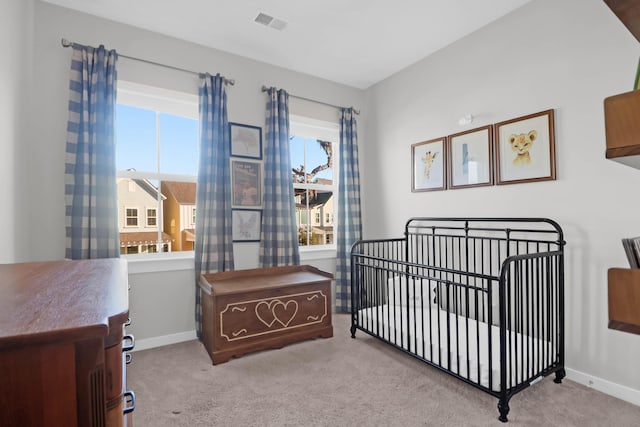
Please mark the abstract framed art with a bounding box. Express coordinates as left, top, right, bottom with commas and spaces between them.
447, 125, 494, 189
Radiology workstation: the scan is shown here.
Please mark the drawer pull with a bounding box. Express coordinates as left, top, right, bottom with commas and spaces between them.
122, 334, 135, 352
125, 317, 131, 327
125, 353, 133, 364
123, 390, 136, 414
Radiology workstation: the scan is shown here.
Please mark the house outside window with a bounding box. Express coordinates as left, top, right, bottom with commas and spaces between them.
290, 116, 339, 249
147, 208, 157, 227
126, 208, 138, 227
116, 81, 198, 255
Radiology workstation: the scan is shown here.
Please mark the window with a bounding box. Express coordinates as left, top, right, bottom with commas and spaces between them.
290, 116, 339, 249
147, 208, 157, 227
125, 208, 138, 227
116, 81, 199, 255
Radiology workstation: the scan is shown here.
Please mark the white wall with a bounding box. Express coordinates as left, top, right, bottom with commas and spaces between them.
127, 268, 196, 349
363, 0, 640, 400
30, 2, 360, 342
0, 0, 34, 263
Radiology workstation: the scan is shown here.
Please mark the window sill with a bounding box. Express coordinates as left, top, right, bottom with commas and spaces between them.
124, 251, 194, 275
124, 247, 337, 275
300, 246, 337, 261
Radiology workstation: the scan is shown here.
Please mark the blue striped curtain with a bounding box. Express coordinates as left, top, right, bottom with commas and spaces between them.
195, 74, 234, 338
259, 87, 300, 267
65, 44, 120, 260
335, 108, 362, 312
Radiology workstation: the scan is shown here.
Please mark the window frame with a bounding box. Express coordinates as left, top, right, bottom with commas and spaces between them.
125, 207, 139, 228
146, 207, 157, 227
116, 81, 199, 257
289, 115, 339, 252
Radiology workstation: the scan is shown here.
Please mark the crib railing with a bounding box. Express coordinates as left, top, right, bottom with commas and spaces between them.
350, 218, 565, 422
499, 251, 564, 393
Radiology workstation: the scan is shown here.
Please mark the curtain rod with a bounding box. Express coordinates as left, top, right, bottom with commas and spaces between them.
61, 38, 235, 86
261, 85, 360, 115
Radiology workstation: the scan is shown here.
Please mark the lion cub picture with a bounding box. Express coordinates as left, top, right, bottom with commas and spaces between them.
508, 130, 537, 166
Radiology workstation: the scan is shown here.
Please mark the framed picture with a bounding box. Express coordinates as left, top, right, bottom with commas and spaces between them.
230, 122, 262, 159
232, 160, 261, 207
447, 125, 494, 189
411, 137, 447, 192
232, 209, 261, 242
495, 109, 556, 185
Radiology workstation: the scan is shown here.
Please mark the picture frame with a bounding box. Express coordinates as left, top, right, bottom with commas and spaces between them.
411, 137, 447, 192
232, 209, 261, 242
495, 109, 556, 185
230, 122, 262, 159
447, 125, 494, 189
231, 160, 262, 207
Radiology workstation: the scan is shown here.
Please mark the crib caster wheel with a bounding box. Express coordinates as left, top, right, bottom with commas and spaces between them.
554, 368, 566, 384
498, 400, 510, 423
350, 324, 356, 338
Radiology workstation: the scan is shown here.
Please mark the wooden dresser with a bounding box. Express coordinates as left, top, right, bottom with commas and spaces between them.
0, 259, 134, 427
199, 265, 333, 364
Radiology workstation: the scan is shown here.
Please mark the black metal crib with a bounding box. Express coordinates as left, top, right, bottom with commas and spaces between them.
350, 218, 565, 422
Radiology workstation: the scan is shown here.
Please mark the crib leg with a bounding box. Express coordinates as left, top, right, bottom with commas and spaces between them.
498, 399, 510, 423
350, 323, 357, 338
554, 368, 566, 384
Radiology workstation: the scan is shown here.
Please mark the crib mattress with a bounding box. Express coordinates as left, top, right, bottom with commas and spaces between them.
358, 305, 556, 392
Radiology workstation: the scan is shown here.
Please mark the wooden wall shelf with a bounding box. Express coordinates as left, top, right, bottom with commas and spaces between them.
604, 89, 640, 168
604, 0, 640, 42
608, 268, 640, 335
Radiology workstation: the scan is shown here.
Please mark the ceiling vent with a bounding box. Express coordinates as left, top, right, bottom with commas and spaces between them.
254, 12, 287, 31
254, 12, 273, 26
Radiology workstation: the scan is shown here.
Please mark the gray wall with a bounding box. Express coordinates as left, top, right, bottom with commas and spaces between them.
363, 0, 640, 398
0, 0, 34, 263
31, 1, 365, 263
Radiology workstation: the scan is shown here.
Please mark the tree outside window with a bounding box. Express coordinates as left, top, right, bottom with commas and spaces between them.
290, 133, 336, 248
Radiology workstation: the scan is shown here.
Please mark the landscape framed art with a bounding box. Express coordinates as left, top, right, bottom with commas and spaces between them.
230, 122, 262, 159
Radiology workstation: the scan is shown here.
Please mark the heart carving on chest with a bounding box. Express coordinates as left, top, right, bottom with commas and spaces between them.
255, 299, 298, 328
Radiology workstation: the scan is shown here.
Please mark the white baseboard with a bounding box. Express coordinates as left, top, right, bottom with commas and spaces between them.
132, 330, 197, 352
566, 368, 640, 407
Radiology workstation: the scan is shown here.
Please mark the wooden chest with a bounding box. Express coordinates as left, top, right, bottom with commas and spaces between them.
198, 265, 333, 364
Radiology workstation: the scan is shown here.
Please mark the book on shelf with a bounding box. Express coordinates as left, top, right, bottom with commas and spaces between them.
622, 237, 640, 268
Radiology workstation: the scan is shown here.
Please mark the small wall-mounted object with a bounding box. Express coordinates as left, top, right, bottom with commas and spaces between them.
457, 114, 474, 126
608, 268, 640, 335
604, 89, 640, 168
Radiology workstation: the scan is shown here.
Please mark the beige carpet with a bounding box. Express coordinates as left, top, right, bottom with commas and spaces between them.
128, 314, 640, 426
